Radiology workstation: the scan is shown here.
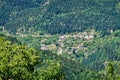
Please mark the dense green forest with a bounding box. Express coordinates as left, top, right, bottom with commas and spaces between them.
0, 0, 120, 34
0, 0, 120, 80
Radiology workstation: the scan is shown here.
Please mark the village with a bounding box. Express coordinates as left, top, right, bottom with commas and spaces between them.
40, 30, 97, 55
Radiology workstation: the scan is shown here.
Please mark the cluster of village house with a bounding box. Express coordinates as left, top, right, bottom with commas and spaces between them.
40, 31, 95, 55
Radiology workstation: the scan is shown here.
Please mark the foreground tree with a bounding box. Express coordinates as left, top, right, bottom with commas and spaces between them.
0, 38, 40, 79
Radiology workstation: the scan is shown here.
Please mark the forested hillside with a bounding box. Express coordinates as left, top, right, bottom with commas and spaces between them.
0, 0, 120, 34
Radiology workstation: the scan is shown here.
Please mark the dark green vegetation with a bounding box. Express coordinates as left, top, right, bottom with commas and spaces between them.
0, 0, 120, 34
0, 0, 120, 80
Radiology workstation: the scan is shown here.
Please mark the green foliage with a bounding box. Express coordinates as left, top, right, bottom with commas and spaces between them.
111, 30, 120, 37
0, 38, 40, 79
37, 60, 64, 80
107, 62, 114, 80
0, 0, 120, 34
82, 31, 120, 71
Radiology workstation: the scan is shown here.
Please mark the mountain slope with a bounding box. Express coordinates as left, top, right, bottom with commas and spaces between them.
0, 0, 120, 34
